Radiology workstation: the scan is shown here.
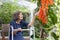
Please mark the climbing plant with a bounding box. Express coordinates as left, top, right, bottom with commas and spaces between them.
34, 0, 60, 40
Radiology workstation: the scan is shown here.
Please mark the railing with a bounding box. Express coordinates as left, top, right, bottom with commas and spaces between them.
0, 24, 35, 40
0, 29, 30, 40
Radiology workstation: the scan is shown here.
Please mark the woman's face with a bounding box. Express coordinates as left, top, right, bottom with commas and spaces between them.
18, 13, 23, 20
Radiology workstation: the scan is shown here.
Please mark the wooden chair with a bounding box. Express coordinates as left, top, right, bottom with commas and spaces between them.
1, 24, 10, 40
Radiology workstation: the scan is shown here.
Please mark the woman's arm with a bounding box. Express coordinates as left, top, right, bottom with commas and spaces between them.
28, 11, 39, 27
28, 15, 36, 27
11, 28, 22, 35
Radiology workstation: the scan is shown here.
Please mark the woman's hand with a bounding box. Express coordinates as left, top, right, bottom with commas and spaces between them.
17, 28, 22, 32
13, 28, 22, 35
14, 28, 22, 33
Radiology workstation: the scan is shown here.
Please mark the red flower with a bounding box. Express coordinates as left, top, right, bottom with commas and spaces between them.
38, 7, 47, 24
38, 0, 53, 24
49, 0, 54, 5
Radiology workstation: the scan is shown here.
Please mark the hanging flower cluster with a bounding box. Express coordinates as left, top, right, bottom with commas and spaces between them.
38, 0, 54, 24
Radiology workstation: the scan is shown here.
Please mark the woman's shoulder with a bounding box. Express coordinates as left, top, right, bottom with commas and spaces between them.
10, 20, 16, 25
21, 20, 27, 23
21, 20, 28, 24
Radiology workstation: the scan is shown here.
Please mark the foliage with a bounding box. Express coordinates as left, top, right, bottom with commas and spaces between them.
0, 0, 60, 40
0, 3, 13, 24
34, 0, 60, 40
0, 2, 29, 24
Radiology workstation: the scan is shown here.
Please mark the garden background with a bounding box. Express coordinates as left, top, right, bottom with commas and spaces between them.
0, 0, 60, 40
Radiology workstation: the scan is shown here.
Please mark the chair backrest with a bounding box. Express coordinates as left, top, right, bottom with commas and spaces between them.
2, 24, 10, 32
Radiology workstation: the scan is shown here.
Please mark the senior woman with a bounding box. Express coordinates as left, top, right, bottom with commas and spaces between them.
9, 11, 38, 40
